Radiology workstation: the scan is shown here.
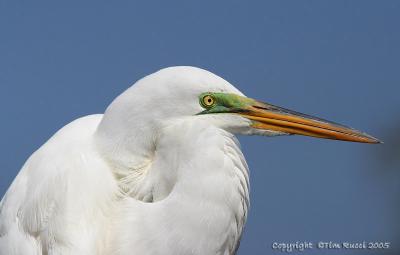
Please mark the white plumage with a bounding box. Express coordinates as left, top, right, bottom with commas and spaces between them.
0, 67, 251, 255
0, 66, 378, 255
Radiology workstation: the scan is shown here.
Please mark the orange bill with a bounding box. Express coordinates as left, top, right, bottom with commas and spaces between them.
239, 100, 381, 144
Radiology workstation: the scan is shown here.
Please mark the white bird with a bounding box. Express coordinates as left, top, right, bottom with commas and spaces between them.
0, 66, 379, 255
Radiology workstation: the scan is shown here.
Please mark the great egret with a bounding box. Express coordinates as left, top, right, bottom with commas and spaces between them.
0, 66, 379, 255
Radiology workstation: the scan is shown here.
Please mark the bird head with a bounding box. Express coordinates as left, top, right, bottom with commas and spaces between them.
101, 66, 379, 144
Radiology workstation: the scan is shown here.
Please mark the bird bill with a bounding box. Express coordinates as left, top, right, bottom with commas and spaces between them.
238, 99, 380, 144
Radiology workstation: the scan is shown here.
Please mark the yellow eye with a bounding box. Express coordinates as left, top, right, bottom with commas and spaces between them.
202, 95, 215, 107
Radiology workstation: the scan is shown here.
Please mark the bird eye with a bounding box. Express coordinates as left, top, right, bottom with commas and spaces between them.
202, 95, 215, 108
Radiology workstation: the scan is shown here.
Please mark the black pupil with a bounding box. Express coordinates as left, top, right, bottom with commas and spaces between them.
208, 98, 212, 103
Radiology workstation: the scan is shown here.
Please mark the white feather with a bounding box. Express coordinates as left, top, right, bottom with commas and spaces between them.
1, 66, 255, 255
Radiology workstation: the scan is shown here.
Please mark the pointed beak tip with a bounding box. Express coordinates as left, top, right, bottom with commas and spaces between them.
361, 134, 382, 144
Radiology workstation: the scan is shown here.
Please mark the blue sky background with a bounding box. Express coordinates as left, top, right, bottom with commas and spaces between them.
1, 1, 399, 254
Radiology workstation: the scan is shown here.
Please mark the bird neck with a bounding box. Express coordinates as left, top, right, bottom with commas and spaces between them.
95, 91, 162, 198
95, 127, 156, 200
109, 119, 249, 255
